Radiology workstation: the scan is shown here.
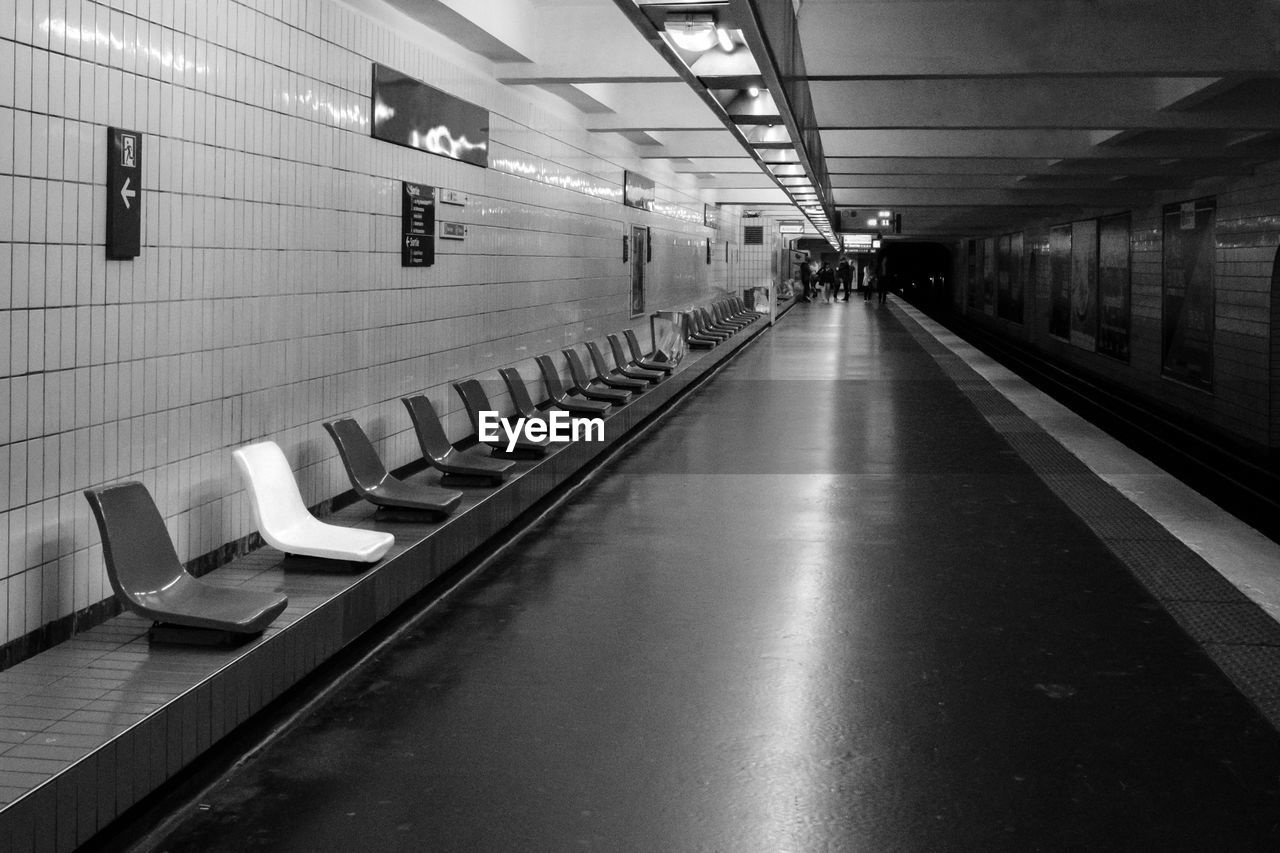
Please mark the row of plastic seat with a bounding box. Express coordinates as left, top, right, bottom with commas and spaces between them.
80, 298, 760, 643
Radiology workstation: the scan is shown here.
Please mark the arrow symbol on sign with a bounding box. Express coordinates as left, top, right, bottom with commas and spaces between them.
120, 177, 136, 209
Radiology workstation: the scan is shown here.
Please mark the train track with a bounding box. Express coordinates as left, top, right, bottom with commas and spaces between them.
927, 306, 1280, 544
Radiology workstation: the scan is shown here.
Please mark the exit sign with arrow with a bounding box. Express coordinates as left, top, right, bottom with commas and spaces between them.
107, 127, 142, 259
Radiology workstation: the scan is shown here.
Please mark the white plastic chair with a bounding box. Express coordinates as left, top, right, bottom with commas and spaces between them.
232, 441, 395, 563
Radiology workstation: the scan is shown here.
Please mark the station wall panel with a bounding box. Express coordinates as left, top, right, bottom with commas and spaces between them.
0, 0, 729, 655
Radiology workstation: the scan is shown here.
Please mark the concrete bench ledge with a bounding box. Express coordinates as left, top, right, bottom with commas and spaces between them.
0, 316, 768, 853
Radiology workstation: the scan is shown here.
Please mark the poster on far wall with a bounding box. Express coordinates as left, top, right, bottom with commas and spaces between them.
1070, 219, 1098, 350
1162, 198, 1216, 389
997, 233, 1024, 323
982, 236, 996, 315
1008, 232, 1025, 323
996, 234, 1011, 319
1049, 225, 1071, 339
1097, 213, 1131, 361
967, 240, 980, 311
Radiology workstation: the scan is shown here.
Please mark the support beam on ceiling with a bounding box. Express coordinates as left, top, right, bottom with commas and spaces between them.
798, 0, 1280, 77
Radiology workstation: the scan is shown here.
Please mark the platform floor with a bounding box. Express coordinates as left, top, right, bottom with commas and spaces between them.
138, 300, 1280, 852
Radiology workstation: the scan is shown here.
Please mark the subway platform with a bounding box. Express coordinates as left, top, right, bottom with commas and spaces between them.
112, 299, 1280, 852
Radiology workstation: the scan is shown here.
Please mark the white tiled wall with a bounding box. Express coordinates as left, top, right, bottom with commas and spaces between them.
0, 0, 726, 647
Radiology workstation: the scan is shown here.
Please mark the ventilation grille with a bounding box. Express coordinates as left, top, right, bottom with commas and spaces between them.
743, 225, 764, 245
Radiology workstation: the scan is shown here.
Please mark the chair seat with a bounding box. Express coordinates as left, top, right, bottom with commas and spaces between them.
636, 357, 674, 373
275, 516, 395, 562
133, 574, 288, 634
578, 383, 631, 402
437, 447, 516, 478
558, 395, 611, 415
365, 478, 464, 514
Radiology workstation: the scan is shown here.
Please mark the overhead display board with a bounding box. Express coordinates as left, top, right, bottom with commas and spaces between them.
372, 63, 489, 167
1162, 197, 1216, 389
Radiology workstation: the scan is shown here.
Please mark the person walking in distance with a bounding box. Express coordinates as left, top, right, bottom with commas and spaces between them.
864, 266, 877, 302
817, 261, 836, 303
798, 256, 813, 302
837, 256, 854, 302
877, 263, 890, 305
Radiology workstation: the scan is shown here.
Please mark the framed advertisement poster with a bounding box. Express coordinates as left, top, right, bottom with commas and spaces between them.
1049, 225, 1071, 339
1097, 213, 1131, 361
982, 236, 996, 315
1162, 198, 1215, 389
1070, 219, 1098, 351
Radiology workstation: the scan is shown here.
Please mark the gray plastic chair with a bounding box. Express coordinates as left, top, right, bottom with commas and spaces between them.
683, 311, 719, 348
453, 379, 550, 458
585, 342, 650, 389
323, 418, 464, 515
624, 329, 675, 372
84, 482, 289, 641
402, 394, 514, 485
534, 355, 613, 414
562, 349, 632, 403
607, 334, 666, 382
502, 366, 608, 418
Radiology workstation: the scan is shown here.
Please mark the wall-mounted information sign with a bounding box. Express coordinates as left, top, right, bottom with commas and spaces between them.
704, 204, 720, 230
440, 222, 467, 240
402, 181, 435, 267
106, 127, 142, 259
439, 189, 468, 206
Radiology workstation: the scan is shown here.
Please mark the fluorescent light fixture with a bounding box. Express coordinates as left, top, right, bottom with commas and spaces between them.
664, 13, 719, 52
716, 27, 735, 52
748, 85, 760, 97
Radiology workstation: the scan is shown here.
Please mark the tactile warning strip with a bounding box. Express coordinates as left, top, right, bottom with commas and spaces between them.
1204, 645, 1280, 699
1001, 433, 1093, 475
1163, 601, 1280, 646
1104, 538, 1253, 602
889, 301, 1280, 730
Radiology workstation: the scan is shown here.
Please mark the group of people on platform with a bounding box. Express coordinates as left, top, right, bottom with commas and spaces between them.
797, 255, 888, 305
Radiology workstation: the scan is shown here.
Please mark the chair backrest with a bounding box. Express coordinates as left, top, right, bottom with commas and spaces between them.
323, 418, 391, 494
84, 482, 187, 607
231, 441, 311, 538
536, 354, 569, 398
585, 341, 614, 378
607, 335, 632, 368
452, 379, 494, 433
401, 394, 453, 463
562, 349, 594, 389
624, 329, 648, 362
686, 310, 706, 337
499, 368, 540, 419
